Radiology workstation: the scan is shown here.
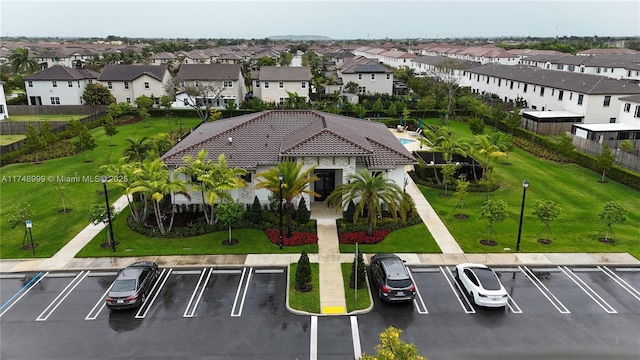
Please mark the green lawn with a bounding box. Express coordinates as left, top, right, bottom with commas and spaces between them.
341, 262, 371, 312
5, 114, 88, 122
339, 223, 441, 253
418, 118, 640, 259
75, 211, 318, 257
0, 134, 26, 145
0, 117, 201, 259
288, 263, 321, 314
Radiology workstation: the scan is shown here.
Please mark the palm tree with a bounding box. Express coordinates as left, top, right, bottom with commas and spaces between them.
10, 48, 39, 74
132, 158, 189, 235
431, 136, 470, 195
255, 161, 319, 237
100, 157, 145, 222
325, 170, 411, 236
196, 154, 247, 225
123, 136, 150, 162
473, 134, 507, 181
177, 149, 215, 222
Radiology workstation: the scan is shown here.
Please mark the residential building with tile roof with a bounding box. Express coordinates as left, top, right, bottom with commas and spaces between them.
251, 66, 312, 104
161, 110, 417, 206
460, 64, 640, 125
520, 54, 640, 82
98, 64, 172, 105
23, 65, 99, 105
173, 63, 246, 109
328, 56, 394, 95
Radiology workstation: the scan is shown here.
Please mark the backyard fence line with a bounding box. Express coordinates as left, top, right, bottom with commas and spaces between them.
571, 135, 640, 172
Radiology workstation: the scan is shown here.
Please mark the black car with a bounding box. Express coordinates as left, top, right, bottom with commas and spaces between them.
106, 262, 159, 310
370, 254, 416, 302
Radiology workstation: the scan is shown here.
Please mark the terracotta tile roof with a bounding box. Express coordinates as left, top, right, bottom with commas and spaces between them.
161, 110, 416, 170
24, 65, 98, 80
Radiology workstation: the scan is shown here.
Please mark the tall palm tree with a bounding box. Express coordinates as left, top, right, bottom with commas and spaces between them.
473, 133, 507, 181
177, 149, 215, 222
325, 170, 411, 236
255, 161, 319, 237
431, 136, 470, 195
10, 48, 39, 74
100, 157, 145, 222
196, 154, 247, 225
132, 158, 189, 235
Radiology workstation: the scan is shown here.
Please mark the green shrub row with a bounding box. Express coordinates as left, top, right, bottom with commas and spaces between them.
336, 213, 422, 234
510, 137, 567, 163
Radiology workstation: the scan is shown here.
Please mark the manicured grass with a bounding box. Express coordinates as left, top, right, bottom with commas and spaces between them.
341, 262, 371, 312
0, 134, 26, 145
339, 223, 441, 253
75, 211, 318, 257
288, 263, 321, 314
0, 117, 201, 259
5, 114, 88, 122
418, 119, 640, 259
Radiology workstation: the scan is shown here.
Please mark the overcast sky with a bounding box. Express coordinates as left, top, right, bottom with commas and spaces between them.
1, 0, 638, 40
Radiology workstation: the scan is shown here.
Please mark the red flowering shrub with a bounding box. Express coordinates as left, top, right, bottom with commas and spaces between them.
265, 229, 318, 246
339, 230, 391, 244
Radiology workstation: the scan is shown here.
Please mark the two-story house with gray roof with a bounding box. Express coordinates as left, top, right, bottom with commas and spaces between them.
161, 110, 417, 207
325, 56, 394, 96
24, 65, 99, 105
459, 64, 640, 133
173, 63, 246, 109
98, 64, 171, 105
251, 66, 311, 105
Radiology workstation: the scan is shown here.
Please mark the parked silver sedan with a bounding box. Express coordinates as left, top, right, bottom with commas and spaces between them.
455, 263, 508, 308
106, 262, 159, 310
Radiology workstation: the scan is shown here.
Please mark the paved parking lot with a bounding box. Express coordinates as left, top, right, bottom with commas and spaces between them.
1, 265, 639, 359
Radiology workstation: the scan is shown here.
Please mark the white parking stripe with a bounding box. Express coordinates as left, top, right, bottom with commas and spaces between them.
351, 316, 362, 360
407, 269, 428, 314
36, 271, 89, 321
559, 266, 617, 314
135, 268, 172, 319
255, 269, 284, 274
505, 294, 523, 314
172, 270, 203, 275
212, 269, 242, 274
85, 282, 114, 320
309, 316, 318, 360
599, 266, 640, 302
183, 268, 212, 318
440, 266, 475, 314
519, 266, 570, 314
231, 267, 253, 317
0, 272, 49, 317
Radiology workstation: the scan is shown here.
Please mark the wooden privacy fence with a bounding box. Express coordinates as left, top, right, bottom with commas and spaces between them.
571, 135, 640, 172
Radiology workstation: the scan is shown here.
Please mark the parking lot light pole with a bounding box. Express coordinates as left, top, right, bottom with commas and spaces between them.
516, 180, 529, 252
278, 173, 284, 250
101, 176, 116, 252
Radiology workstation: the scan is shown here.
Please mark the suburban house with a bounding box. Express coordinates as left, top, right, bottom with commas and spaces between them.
173, 63, 247, 109
36, 47, 100, 69
251, 66, 312, 105
411, 55, 478, 76
23, 65, 99, 106
377, 50, 419, 69
161, 110, 417, 207
458, 64, 640, 132
519, 54, 640, 82
325, 56, 394, 95
572, 94, 640, 143
97, 64, 172, 105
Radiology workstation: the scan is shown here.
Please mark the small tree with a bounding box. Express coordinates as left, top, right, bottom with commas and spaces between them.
503, 108, 521, 135
556, 133, 575, 162
103, 114, 118, 145
7, 202, 35, 238
343, 200, 356, 223
134, 95, 154, 111
452, 177, 470, 218
532, 199, 563, 243
468, 117, 485, 135
82, 83, 115, 111
88, 202, 117, 245
619, 139, 635, 154
295, 196, 311, 224
598, 201, 628, 243
596, 143, 615, 183
362, 326, 426, 360
295, 251, 312, 292
73, 124, 98, 161
23, 124, 46, 162
479, 199, 508, 243
344, 81, 359, 94
248, 196, 263, 225
349, 249, 366, 289
217, 202, 245, 245
40, 120, 57, 152
440, 162, 457, 197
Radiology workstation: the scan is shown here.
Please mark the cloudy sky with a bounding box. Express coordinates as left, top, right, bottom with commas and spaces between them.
1, 0, 638, 40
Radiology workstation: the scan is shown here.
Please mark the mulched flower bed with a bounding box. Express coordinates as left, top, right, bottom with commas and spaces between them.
339, 229, 391, 244
264, 229, 318, 246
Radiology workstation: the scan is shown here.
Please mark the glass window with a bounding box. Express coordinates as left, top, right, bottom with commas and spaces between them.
126, 97, 131, 104
603, 96, 611, 107
255, 81, 260, 88
558, 90, 564, 100
578, 94, 584, 105
624, 103, 631, 112
358, 74, 362, 80
371, 74, 375, 80
107, 81, 112, 89
144, 82, 150, 89
68, 81, 73, 87
279, 82, 284, 88
264, 82, 269, 89
301, 82, 306, 88
52, 81, 57, 87
635, 106, 640, 118
28, 81, 33, 87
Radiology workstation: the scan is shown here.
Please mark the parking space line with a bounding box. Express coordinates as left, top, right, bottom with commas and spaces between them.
183, 268, 212, 318
310, 315, 318, 360
135, 268, 172, 319
85, 282, 114, 320
255, 269, 284, 274
599, 266, 640, 302
519, 266, 570, 314
36, 271, 89, 321
0, 272, 47, 317
87, 272, 117, 277
172, 270, 203, 275
410, 267, 440, 273
505, 294, 523, 314
407, 269, 428, 314
231, 267, 253, 317
559, 266, 617, 314
211, 269, 242, 274
439, 266, 475, 314
351, 316, 362, 360
0, 274, 27, 280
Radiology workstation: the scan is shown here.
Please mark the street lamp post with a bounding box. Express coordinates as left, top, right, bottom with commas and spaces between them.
278, 173, 284, 250
101, 176, 116, 252
516, 180, 529, 252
